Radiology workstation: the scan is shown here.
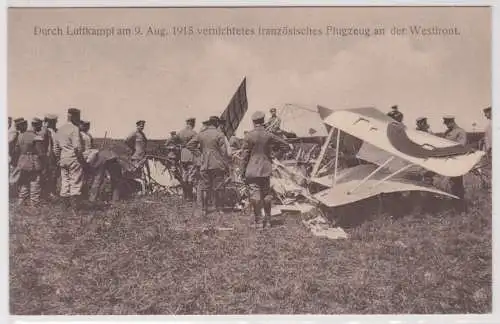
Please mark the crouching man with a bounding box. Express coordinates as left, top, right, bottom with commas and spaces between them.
241, 111, 292, 228
87, 149, 123, 203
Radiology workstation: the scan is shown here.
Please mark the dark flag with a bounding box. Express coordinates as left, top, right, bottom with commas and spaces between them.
220, 77, 248, 139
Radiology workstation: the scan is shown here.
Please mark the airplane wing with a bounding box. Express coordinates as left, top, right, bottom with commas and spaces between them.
322, 107, 484, 177
312, 164, 457, 208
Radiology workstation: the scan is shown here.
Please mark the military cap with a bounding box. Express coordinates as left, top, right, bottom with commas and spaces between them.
14, 117, 26, 125
252, 111, 265, 122
186, 117, 195, 123
68, 108, 80, 115
443, 115, 455, 122
80, 120, 90, 126
416, 117, 427, 123
209, 116, 220, 125
32, 117, 42, 125
270, 107, 277, 112
44, 114, 58, 121
391, 105, 398, 110
170, 131, 176, 135
136, 120, 146, 126
484, 106, 492, 113
202, 119, 210, 125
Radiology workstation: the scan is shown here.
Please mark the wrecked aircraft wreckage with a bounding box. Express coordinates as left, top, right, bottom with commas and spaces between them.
110, 103, 484, 240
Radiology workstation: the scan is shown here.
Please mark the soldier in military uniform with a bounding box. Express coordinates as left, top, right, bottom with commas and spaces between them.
9, 118, 27, 196
54, 108, 86, 210
186, 116, 229, 217
43, 114, 59, 198
242, 111, 292, 228
125, 120, 148, 165
79, 120, 95, 199
178, 118, 197, 201
416, 117, 432, 133
265, 107, 282, 133
443, 116, 468, 211
387, 105, 404, 123
14, 118, 45, 207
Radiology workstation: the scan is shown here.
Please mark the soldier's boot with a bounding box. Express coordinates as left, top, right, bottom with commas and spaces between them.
186, 184, 194, 202
263, 196, 272, 228
250, 198, 262, 225
70, 195, 81, 211
201, 191, 208, 218
214, 190, 223, 214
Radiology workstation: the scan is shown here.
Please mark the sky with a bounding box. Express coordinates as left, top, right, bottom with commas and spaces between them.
8, 7, 491, 139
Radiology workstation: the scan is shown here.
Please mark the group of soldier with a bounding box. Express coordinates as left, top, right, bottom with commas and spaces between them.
125, 109, 291, 227
8, 103, 492, 225
8, 108, 123, 210
387, 104, 492, 211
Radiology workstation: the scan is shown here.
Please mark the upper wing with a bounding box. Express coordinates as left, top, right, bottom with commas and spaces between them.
322, 108, 484, 177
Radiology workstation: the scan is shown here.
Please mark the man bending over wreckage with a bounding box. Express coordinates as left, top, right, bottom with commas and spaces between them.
241, 111, 292, 228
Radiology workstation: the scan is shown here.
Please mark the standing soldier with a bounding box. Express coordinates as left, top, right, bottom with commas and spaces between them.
265, 107, 282, 133
387, 105, 404, 123
54, 108, 86, 210
443, 116, 468, 212
178, 118, 197, 201
8, 117, 20, 167
125, 120, 149, 189
14, 118, 45, 207
187, 116, 228, 217
416, 117, 432, 133
480, 106, 492, 189
125, 120, 148, 165
482, 106, 492, 156
9, 118, 26, 194
79, 120, 94, 199
241, 111, 292, 228
43, 114, 59, 199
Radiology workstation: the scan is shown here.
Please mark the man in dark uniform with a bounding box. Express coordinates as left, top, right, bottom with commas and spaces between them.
178, 118, 197, 201
242, 111, 292, 228
125, 120, 148, 165
13, 119, 46, 207
443, 115, 468, 211
387, 105, 404, 123
43, 114, 59, 199
187, 116, 228, 217
125, 120, 149, 184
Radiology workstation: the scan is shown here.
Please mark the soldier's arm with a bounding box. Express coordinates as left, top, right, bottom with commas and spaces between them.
72, 128, 86, 164
240, 135, 252, 171
457, 131, 467, 146
185, 134, 199, 151
124, 132, 136, 149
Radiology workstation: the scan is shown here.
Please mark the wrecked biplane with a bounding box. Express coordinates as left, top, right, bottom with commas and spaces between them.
307, 106, 485, 208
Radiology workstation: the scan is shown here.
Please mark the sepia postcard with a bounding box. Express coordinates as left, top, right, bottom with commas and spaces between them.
6, 3, 495, 322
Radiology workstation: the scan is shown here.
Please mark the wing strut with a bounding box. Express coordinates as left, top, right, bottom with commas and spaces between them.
371, 163, 414, 189
333, 127, 341, 186
347, 156, 395, 195
311, 126, 335, 177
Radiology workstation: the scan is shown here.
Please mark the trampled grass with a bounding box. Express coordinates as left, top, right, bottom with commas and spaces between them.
9, 171, 491, 315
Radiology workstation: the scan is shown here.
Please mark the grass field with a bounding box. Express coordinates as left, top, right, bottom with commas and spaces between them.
9, 167, 491, 314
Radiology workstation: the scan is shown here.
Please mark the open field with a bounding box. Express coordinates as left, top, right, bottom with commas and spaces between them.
9, 169, 491, 314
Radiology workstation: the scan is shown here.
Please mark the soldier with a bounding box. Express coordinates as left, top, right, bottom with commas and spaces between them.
178, 118, 197, 201
14, 118, 45, 207
482, 106, 492, 155
54, 108, 86, 210
387, 105, 404, 123
9, 118, 27, 194
88, 149, 123, 203
443, 115, 468, 212
79, 120, 95, 199
8, 117, 21, 165
125, 120, 148, 165
186, 116, 229, 217
43, 114, 59, 198
242, 111, 292, 228
265, 107, 282, 133
416, 117, 432, 133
